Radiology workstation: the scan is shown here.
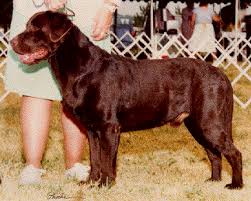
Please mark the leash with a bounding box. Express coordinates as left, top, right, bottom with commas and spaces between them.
49, 24, 74, 43
64, 6, 75, 18
30, 1, 75, 59
32, 0, 75, 18
47, 23, 75, 59
32, 0, 45, 8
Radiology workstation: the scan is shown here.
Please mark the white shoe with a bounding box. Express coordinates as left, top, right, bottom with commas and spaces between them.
19, 164, 46, 185
65, 163, 90, 182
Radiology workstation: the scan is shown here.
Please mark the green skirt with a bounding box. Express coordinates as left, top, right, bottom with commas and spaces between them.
5, 0, 111, 101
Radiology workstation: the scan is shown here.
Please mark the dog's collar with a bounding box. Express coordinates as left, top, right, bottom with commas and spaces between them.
48, 24, 75, 59
50, 24, 74, 43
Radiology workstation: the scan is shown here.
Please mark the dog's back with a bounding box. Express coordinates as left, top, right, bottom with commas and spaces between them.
83, 55, 233, 132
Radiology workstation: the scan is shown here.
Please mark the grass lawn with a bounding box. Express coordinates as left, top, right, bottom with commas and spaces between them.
0, 90, 250, 201
0, 56, 250, 200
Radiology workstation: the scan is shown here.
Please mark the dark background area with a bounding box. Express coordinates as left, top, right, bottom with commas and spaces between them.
0, 0, 12, 31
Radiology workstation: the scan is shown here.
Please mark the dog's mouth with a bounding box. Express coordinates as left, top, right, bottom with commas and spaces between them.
18, 48, 48, 65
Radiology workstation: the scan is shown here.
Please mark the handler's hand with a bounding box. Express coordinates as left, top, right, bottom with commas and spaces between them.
91, 6, 113, 41
44, 0, 67, 11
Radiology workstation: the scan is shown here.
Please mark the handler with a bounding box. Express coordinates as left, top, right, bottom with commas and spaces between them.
5, 0, 120, 185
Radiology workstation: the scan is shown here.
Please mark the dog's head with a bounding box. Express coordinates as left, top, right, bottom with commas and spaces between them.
11, 11, 73, 65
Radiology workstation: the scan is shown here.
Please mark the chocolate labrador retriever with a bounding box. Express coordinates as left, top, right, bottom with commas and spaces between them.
10, 11, 243, 189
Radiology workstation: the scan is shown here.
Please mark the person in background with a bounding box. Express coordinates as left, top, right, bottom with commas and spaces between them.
188, 0, 220, 58
221, 0, 249, 32
155, 6, 174, 34
5, 0, 120, 185
181, 0, 194, 41
244, 1, 251, 57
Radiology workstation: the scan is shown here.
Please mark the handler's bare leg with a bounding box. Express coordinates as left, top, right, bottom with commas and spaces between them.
62, 110, 90, 181
20, 96, 51, 184
21, 96, 52, 168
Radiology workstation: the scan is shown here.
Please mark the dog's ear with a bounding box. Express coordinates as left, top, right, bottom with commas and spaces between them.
27, 11, 49, 31
47, 11, 73, 43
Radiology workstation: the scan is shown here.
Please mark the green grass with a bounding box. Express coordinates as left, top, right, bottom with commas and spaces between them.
0, 92, 250, 201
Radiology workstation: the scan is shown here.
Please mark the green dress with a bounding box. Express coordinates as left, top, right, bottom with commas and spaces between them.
5, 0, 111, 100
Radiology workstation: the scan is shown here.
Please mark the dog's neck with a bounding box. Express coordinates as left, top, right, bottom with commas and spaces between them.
74, 26, 93, 48
48, 25, 101, 91
48, 25, 92, 58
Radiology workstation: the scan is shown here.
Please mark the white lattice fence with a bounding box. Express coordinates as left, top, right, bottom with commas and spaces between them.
110, 31, 251, 109
0, 30, 250, 108
0, 30, 10, 102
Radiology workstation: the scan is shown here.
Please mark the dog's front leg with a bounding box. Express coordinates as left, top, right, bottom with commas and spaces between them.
99, 123, 121, 187
87, 130, 101, 183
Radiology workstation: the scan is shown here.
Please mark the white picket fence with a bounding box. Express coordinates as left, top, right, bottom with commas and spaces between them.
110, 30, 251, 109
1, 29, 251, 108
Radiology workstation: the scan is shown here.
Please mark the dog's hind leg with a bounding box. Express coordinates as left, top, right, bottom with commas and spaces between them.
184, 117, 222, 182
221, 138, 243, 189
185, 116, 243, 189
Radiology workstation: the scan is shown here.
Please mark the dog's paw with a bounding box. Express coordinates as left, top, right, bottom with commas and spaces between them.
225, 182, 243, 190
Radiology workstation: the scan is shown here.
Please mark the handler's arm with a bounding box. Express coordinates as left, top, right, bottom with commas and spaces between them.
91, 0, 121, 41
44, 0, 67, 11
